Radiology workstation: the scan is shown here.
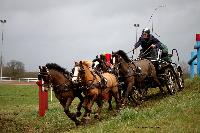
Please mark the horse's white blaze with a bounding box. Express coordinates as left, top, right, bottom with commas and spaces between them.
42, 79, 45, 91
93, 61, 99, 68
72, 66, 79, 81
113, 57, 116, 64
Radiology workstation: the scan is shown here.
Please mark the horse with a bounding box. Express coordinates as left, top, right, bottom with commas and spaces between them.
39, 63, 84, 126
73, 61, 121, 123
112, 50, 164, 105
92, 58, 112, 73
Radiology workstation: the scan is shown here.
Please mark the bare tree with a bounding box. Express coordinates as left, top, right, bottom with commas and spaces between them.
3, 60, 25, 79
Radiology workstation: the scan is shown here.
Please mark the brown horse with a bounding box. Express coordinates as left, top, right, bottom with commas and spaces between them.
112, 50, 163, 105
73, 61, 121, 123
39, 63, 84, 126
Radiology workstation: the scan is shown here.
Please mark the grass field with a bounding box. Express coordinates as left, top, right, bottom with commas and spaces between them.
0, 78, 200, 133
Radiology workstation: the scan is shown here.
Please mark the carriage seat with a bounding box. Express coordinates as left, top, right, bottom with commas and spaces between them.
150, 49, 172, 63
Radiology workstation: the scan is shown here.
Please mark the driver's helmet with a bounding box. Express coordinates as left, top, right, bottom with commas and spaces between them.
142, 28, 150, 35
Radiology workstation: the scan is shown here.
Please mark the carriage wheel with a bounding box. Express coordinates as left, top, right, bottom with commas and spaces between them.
164, 68, 178, 95
176, 71, 184, 91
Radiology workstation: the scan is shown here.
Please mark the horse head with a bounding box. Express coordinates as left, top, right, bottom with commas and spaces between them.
112, 50, 130, 75
38, 65, 51, 91
72, 61, 82, 84
72, 61, 95, 87
39, 63, 72, 92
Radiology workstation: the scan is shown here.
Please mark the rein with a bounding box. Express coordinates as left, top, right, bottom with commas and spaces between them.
80, 65, 100, 90
114, 58, 138, 79
139, 46, 152, 58
42, 68, 72, 93
52, 83, 72, 93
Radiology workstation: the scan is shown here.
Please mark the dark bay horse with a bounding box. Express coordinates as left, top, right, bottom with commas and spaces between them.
73, 61, 121, 123
112, 50, 163, 105
39, 63, 84, 126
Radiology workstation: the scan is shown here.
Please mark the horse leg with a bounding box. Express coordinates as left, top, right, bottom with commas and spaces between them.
81, 95, 96, 124
118, 83, 124, 104
94, 96, 103, 119
123, 83, 133, 105
112, 87, 121, 110
64, 98, 81, 126
76, 93, 84, 117
154, 77, 165, 94
108, 91, 113, 110
81, 97, 91, 124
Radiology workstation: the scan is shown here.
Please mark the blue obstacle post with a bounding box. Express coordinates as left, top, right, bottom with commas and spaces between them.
188, 34, 200, 78
190, 51, 195, 78
195, 35, 200, 75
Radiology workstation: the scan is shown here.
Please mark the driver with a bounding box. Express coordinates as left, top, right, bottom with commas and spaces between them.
133, 28, 161, 60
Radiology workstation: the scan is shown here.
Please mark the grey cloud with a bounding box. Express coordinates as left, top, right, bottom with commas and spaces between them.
0, 0, 199, 71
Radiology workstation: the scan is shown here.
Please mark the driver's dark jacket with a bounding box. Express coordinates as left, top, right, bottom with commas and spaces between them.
134, 34, 162, 51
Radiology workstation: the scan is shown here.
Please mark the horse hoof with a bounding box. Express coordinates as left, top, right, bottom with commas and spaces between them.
75, 120, 81, 126
94, 113, 100, 119
122, 102, 127, 107
76, 112, 82, 117
81, 117, 90, 124
108, 107, 113, 111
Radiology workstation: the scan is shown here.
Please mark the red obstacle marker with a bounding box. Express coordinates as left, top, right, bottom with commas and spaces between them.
105, 53, 111, 64
102, 53, 112, 101
36, 78, 48, 117
196, 34, 200, 41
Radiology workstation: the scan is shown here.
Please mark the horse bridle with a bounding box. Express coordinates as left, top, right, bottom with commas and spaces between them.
112, 54, 137, 78
39, 66, 53, 89
40, 66, 73, 93
78, 62, 101, 90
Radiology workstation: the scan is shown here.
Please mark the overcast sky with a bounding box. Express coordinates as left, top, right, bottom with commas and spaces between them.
0, 0, 200, 71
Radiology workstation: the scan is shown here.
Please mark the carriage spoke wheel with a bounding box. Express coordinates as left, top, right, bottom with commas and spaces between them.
177, 71, 184, 91
165, 68, 177, 95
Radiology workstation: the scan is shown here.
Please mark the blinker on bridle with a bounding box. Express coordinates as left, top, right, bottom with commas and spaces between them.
39, 66, 52, 88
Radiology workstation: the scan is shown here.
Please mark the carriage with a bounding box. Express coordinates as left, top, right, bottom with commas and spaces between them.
149, 48, 184, 94
111, 48, 184, 105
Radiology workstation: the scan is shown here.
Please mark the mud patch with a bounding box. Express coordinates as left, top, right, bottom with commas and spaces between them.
0, 113, 34, 133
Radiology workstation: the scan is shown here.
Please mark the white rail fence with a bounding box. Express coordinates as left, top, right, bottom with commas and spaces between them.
0, 77, 12, 81
18, 78, 38, 82
0, 77, 37, 82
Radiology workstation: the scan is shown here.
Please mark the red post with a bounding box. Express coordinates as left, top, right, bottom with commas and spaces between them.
103, 53, 112, 101
43, 87, 48, 111
36, 79, 48, 117
196, 34, 200, 41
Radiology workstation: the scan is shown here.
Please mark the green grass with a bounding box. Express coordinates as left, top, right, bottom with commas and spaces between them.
0, 78, 200, 132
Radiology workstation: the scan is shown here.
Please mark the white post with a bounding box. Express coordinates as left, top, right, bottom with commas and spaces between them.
134, 24, 139, 59
50, 87, 53, 102
0, 19, 6, 81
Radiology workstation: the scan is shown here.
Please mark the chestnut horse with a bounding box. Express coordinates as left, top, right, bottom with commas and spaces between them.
39, 63, 84, 126
112, 50, 163, 105
73, 61, 121, 123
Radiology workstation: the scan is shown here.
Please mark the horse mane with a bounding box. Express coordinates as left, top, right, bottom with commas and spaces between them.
116, 50, 131, 63
82, 61, 91, 68
92, 58, 101, 63
45, 63, 71, 76
81, 60, 93, 68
